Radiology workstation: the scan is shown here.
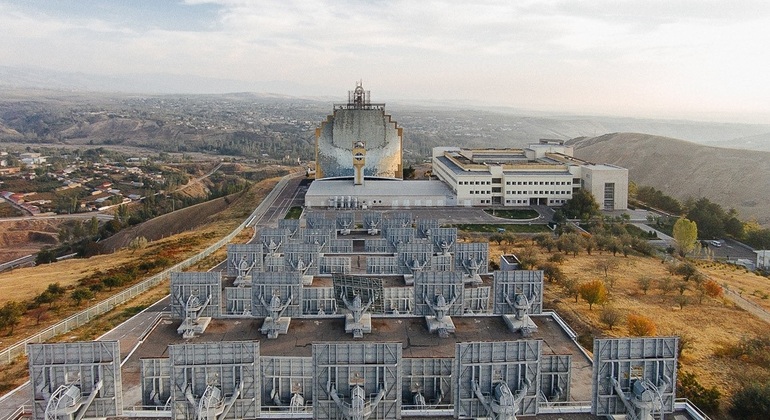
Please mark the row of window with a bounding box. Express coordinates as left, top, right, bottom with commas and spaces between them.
459, 180, 573, 186
506, 191, 572, 195
504, 199, 569, 204
505, 180, 571, 186
466, 190, 572, 196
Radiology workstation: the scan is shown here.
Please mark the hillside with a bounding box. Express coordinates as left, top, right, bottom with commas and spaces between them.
569, 133, 770, 226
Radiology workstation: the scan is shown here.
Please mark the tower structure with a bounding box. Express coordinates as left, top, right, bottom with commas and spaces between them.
315, 82, 403, 181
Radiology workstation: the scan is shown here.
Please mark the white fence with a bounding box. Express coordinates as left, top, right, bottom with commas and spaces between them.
0, 174, 294, 365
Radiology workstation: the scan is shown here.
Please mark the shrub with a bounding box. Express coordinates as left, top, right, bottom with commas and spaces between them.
678, 371, 720, 413
637, 276, 652, 295
539, 262, 565, 283
703, 280, 723, 299
547, 253, 565, 264
627, 314, 656, 336
729, 381, 770, 419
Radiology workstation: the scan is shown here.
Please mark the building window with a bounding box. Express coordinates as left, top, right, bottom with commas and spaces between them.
604, 183, 615, 210
492, 178, 501, 184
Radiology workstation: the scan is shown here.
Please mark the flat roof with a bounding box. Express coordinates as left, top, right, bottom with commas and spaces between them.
306, 179, 454, 197
122, 315, 595, 407
434, 155, 474, 176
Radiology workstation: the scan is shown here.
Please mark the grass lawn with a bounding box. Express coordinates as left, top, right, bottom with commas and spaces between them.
483, 208, 539, 219
285, 206, 303, 219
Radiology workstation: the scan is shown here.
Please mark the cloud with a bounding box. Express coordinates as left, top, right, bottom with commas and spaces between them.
0, 0, 768, 120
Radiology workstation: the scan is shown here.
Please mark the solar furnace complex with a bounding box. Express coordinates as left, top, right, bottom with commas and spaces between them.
27, 211, 684, 420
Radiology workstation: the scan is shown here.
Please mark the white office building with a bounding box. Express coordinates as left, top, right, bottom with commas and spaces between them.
432, 140, 628, 210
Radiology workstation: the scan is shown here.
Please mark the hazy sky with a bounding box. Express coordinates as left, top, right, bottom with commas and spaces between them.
2, 0, 770, 123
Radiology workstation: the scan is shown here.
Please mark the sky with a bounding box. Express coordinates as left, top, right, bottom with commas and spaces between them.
2, 0, 770, 123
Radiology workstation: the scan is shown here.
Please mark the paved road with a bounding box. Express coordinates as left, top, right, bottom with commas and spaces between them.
723, 286, 770, 324
0, 174, 301, 419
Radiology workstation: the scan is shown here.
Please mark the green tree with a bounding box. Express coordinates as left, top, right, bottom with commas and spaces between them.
562, 278, 581, 303
0, 301, 24, 334
88, 216, 100, 236
672, 217, 698, 257
686, 197, 726, 239
563, 189, 600, 220
558, 232, 584, 257
489, 234, 504, 245
674, 261, 699, 281
517, 246, 539, 270
36, 247, 57, 264
70, 288, 94, 306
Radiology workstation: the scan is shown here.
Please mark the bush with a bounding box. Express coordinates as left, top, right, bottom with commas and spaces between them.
547, 253, 565, 264
627, 314, 656, 336
539, 262, 565, 283
729, 381, 770, 419
637, 276, 652, 294
36, 247, 57, 265
678, 371, 720, 414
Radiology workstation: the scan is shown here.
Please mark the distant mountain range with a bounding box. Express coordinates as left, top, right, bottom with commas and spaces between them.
1, 65, 770, 151
0, 65, 329, 97
570, 133, 770, 226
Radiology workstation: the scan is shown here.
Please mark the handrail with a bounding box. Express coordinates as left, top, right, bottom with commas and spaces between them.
1, 404, 31, 420
0, 173, 295, 366
674, 398, 712, 420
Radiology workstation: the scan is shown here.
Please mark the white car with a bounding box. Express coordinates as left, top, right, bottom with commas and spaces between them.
710, 240, 722, 247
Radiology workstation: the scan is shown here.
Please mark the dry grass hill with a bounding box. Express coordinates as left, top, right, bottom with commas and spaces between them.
569, 133, 770, 226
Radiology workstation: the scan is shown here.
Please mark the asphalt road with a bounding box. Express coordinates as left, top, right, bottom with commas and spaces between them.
0, 174, 302, 419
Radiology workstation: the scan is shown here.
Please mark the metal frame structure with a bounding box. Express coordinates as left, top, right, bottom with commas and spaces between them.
413, 271, 464, 317
260, 356, 314, 414
29, 341, 122, 420
401, 358, 453, 413
540, 355, 571, 403
592, 337, 678, 419
224, 287, 253, 316
170, 272, 221, 319
251, 273, 303, 318
454, 340, 541, 418
454, 242, 489, 277
168, 341, 260, 420
313, 343, 402, 420
492, 270, 544, 315
226, 243, 263, 286
141, 358, 171, 409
